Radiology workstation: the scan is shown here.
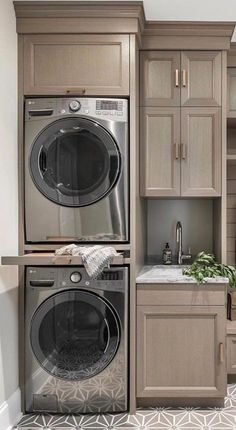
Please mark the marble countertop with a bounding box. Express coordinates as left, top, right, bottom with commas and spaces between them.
136, 265, 229, 284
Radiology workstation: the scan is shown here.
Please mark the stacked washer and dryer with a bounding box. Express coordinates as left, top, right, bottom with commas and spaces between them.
24, 98, 129, 413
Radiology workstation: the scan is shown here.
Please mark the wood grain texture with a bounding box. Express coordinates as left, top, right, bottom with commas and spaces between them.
141, 36, 231, 51
137, 283, 226, 307
140, 107, 181, 197
140, 51, 180, 107
137, 304, 226, 398
1, 253, 129, 266
227, 336, 236, 374
227, 68, 236, 117
23, 34, 129, 95
181, 107, 222, 197
14, 1, 145, 34
181, 51, 222, 107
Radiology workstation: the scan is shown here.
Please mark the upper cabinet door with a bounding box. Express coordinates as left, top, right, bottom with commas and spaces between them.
227, 68, 236, 117
181, 107, 221, 197
140, 51, 181, 106
181, 51, 222, 107
23, 34, 129, 96
140, 107, 181, 197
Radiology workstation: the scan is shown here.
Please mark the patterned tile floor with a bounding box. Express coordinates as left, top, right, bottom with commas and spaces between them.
15, 384, 236, 430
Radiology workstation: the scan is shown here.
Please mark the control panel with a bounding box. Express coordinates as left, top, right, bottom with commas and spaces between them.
25, 98, 128, 122
26, 266, 127, 293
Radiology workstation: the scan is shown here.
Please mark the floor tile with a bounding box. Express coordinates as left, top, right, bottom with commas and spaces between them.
16, 385, 236, 430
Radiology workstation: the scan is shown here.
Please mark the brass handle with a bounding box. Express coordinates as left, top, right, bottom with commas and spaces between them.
219, 342, 224, 363
174, 143, 180, 159
66, 88, 86, 94
175, 69, 179, 87
182, 69, 187, 87
181, 143, 187, 160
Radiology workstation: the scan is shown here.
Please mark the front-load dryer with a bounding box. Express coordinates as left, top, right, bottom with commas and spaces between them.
25, 266, 128, 414
24, 98, 128, 243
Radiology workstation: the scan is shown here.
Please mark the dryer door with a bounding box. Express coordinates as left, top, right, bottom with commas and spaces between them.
29, 117, 120, 207
30, 290, 120, 381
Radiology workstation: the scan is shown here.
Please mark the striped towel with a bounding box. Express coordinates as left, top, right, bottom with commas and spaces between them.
55, 244, 121, 278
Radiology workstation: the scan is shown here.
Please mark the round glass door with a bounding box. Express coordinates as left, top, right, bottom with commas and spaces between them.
29, 117, 120, 207
30, 290, 120, 381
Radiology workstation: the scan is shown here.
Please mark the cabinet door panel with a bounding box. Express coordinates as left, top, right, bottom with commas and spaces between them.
181, 107, 221, 197
227, 336, 236, 374
140, 51, 181, 106
23, 34, 129, 95
140, 107, 180, 196
181, 51, 221, 107
227, 68, 236, 117
137, 305, 226, 398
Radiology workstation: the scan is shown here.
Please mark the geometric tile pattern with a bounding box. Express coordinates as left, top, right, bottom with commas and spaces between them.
26, 345, 127, 414
16, 384, 236, 430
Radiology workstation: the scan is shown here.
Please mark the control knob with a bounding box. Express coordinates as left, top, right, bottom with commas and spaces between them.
70, 272, 82, 283
69, 100, 81, 112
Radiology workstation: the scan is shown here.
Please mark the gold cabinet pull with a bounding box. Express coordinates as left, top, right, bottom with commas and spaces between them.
66, 88, 86, 94
219, 343, 224, 363
175, 69, 179, 87
182, 69, 187, 87
174, 143, 180, 159
181, 143, 187, 160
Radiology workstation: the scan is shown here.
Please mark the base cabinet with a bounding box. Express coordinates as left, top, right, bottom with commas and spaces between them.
137, 284, 227, 402
227, 335, 236, 374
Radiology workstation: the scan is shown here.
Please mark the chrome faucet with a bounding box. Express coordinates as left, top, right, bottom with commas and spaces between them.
176, 221, 192, 265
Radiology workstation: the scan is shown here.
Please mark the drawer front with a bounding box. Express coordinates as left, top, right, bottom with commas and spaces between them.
227, 335, 236, 374
23, 34, 129, 95
137, 284, 226, 306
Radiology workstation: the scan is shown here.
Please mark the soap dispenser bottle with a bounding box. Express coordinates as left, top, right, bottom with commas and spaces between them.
162, 242, 172, 265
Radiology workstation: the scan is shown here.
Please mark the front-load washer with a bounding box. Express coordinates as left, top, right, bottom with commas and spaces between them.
25, 266, 128, 414
24, 97, 128, 243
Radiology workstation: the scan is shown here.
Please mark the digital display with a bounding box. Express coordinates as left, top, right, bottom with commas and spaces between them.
96, 100, 122, 111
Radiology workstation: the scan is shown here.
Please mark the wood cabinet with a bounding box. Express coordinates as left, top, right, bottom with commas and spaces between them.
140, 49, 222, 197
181, 51, 221, 107
140, 51, 181, 107
227, 68, 236, 117
137, 284, 227, 401
140, 107, 180, 196
140, 106, 221, 197
181, 107, 222, 197
140, 50, 221, 107
227, 335, 236, 374
23, 34, 129, 95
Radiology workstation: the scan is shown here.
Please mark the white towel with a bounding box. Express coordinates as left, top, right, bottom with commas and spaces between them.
55, 244, 121, 278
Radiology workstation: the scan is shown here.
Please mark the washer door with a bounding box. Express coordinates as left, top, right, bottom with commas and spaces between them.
29, 117, 120, 207
30, 290, 120, 381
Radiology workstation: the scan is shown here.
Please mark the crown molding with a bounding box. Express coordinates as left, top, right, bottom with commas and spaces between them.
14, 1, 145, 34
143, 21, 235, 37
13, 0, 235, 49
142, 21, 235, 50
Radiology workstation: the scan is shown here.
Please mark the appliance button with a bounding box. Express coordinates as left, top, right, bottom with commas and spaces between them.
69, 100, 81, 112
70, 272, 82, 283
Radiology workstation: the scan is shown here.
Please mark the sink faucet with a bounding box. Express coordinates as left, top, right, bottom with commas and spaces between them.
176, 221, 192, 265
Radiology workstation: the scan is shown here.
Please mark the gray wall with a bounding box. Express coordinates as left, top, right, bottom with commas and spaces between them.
147, 199, 213, 262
